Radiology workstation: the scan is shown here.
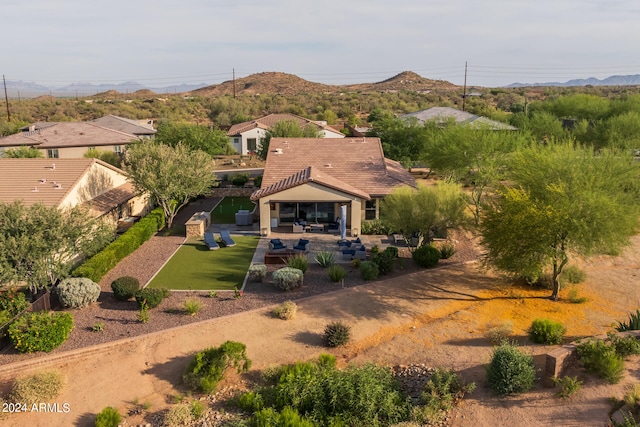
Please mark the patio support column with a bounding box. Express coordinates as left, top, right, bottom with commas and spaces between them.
350, 199, 362, 236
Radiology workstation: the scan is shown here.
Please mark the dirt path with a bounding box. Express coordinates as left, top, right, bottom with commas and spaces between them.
1, 235, 640, 426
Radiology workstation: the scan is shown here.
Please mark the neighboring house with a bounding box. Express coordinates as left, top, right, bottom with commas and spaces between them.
0, 158, 151, 224
402, 107, 517, 130
250, 137, 415, 237
0, 121, 141, 159
227, 113, 345, 155
90, 115, 156, 139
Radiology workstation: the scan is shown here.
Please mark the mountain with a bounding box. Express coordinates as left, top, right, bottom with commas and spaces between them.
3, 80, 211, 98
507, 74, 640, 88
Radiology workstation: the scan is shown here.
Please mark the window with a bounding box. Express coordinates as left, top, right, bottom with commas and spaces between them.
247, 138, 257, 151
234, 138, 240, 144
113, 145, 122, 154
365, 199, 377, 220
47, 149, 59, 159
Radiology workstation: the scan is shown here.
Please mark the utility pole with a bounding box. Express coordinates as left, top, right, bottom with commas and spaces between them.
462, 62, 468, 112
3, 75, 10, 122
233, 68, 236, 99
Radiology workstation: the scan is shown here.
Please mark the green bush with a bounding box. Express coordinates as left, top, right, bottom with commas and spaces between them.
8, 312, 74, 353
0, 289, 30, 316
438, 242, 457, 259
361, 219, 393, 235
608, 333, 640, 358
11, 370, 65, 406
576, 339, 625, 384
182, 298, 203, 316
553, 376, 582, 399
359, 261, 379, 281
238, 391, 265, 412
315, 250, 335, 268
372, 250, 395, 275
183, 341, 251, 393
231, 172, 250, 187
485, 321, 513, 345
134, 287, 170, 309
529, 318, 566, 345
323, 321, 351, 347
385, 245, 399, 258
560, 265, 587, 285
248, 264, 267, 282
272, 267, 304, 291
110, 276, 140, 300
418, 368, 476, 423
412, 245, 441, 268
486, 342, 536, 395
568, 286, 588, 304
56, 277, 101, 309
286, 253, 308, 274
253, 407, 316, 427
95, 406, 121, 427
273, 300, 297, 320
327, 265, 347, 283
616, 309, 640, 332
164, 403, 194, 427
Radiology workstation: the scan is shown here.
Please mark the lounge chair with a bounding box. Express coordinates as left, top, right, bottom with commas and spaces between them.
269, 238, 287, 251
204, 232, 220, 250
219, 230, 236, 247
293, 238, 310, 252
337, 240, 352, 248
342, 248, 356, 260
354, 245, 367, 260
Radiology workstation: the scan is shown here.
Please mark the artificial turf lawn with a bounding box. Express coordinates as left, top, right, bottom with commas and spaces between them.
147, 235, 260, 290
211, 197, 254, 224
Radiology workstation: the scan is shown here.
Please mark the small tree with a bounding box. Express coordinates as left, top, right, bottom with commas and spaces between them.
381, 182, 468, 248
124, 142, 215, 228
4, 146, 44, 158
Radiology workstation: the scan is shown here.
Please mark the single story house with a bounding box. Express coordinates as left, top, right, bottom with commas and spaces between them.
227, 113, 345, 155
250, 137, 415, 236
0, 158, 152, 224
90, 115, 156, 139
402, 107, 517, 130
0, 121, 141, 159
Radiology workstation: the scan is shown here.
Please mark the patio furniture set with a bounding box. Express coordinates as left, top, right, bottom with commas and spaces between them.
269, 238, 310, 253
338, 237, 367, 260
204, 230, 236, 250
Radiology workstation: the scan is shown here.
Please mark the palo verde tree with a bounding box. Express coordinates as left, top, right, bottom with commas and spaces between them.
0, 201, 113, 296
381, 181, 468, 248
481, 140, 640, 300
256, 120, 322, 159
3, 146, 44, 158
124, 142, 216, 229
155, 120, 234, 157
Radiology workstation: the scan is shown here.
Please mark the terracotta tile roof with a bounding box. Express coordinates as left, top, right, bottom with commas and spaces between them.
252, 137, 415, 200
0, 122, 140, 148
0, 158, 126, 209
85, 182, 137, 216
90, 115, 156, 136
251, 166, 370, 201
227, 113, 341, 136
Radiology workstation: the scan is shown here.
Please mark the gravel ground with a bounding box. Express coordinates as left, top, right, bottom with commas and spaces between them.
0, 225, 479, 366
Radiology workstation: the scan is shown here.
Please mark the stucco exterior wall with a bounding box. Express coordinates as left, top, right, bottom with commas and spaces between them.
60, 162, 129, 208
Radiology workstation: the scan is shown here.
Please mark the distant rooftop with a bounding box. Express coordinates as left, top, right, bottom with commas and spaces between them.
402, 107, 517, 130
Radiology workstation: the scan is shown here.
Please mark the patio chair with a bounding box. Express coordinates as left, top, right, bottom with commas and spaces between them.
269, 238, 287, 251
204, 232, 219, 250
342, 248, 356, 260
293, 238, 310, 252
219, 230, 236, 247
354, 245, 366, 260
337, 240, 352, 248
292, 222, 305, 233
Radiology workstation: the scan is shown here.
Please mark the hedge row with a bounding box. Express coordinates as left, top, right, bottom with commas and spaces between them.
72, 208, 165, 282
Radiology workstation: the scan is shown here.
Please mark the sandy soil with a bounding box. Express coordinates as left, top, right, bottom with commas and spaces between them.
1, 234, 639, 427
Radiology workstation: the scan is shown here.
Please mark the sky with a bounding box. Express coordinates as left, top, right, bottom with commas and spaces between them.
3, 0, 640, 90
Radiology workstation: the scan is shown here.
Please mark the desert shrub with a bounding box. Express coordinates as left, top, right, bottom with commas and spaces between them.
56, 277, 101, 309
360, 261, 379, 281
190, 400, 205, 420
385, 245, 399, 258
92, 322, 105, 332
110, 276, 140, 300
568, 286, 588, 304
95, 406, 121, 427
624, 383, 640, 409
183, 298, 203, 316
315, 250, 335, 268
412, 245, 440, 268
323, 321, 351, 347
529, 318, 566, 345
253, 407, 315, 427
421, 368, 476, 415
327, 265, 347, 282
286, 253, 308, 274
273, 300, 297, 320
616, 309, 640, 332
272, 267, 304, 291
485, 321, 513, 345
8, 312, 74, 353
231, 172, 250, 187
164, 403, 194, 427
137, 301, 150, 323
372, 250, 395, 275
361, 219, 392, 235
11, 371, 65, 406
438, 242, 457, 259
183, 341, 251, 393
134, 287, 170, 309
608, 333, 640, 358
486, 341, 536, 395
351, 257, 361, 269
0, 288, 30, 316
553, 375, 582, 399
561, 265, 587, 284
248, 264, 267, 282
576, 339, 625, 384
238, 391, 265, 412
370, 245, 380, 255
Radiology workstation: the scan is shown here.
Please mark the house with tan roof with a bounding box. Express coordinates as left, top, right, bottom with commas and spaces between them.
90, 115, 156, 139
0, 121, 141, 159
250, 137, 415, 236
0, 158, 151, 224
227, 113, 345, 155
